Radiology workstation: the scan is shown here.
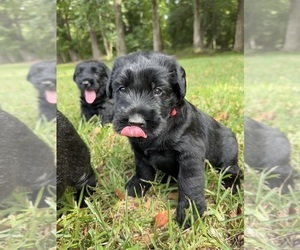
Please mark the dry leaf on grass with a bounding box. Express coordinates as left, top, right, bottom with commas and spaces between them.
154, 210, 168, 228
94, 127, 101, 135
214, 111, 229, 121
114, 189, 125, 200
167, 192, 178, 200
253, 112, 276, 121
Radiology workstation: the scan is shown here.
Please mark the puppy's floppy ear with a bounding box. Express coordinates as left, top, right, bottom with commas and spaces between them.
171, 65, 186, 99
96, 61, 111, 79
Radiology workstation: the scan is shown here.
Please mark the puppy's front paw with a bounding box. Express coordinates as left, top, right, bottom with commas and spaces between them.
125, 175, 149, 197
176, 199, 206, 228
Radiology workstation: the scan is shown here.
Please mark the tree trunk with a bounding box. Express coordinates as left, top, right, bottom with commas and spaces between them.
99, 15, 113, 60
283, 0, 300, 52
193, 0, 203, 53
152, 0, 162, 52
68, 49, 79, 62
89, 28, 102, 60
233, 0, 244, 52
114, 0, 127, 56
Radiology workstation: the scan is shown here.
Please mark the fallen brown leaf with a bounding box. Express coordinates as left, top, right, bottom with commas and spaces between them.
214, 111, 229, 121
154, 210, 168, 228
253, 112, 276, 121
94, 127, 101, 135
114, 189, 125, 200
167, 192, 179, 200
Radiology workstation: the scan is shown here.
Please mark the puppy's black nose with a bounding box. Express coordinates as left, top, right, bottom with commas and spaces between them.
82, 81, 90, 86
128, 114, 146, 127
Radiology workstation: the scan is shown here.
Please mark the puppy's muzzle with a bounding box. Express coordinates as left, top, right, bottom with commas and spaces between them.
128, 114, 146, 127
41, 80, 56, 90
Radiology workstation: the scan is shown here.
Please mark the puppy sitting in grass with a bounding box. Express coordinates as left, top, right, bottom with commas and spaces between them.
73, 60, 114, 124
57, 110, 97, 205
107, 51, 241, 227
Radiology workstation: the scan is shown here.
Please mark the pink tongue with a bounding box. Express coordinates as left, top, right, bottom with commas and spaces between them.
45, 90, 56, 104
85, 90, 96, 104
121, 126, 147, 138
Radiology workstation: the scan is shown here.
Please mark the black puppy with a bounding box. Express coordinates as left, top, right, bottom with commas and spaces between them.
57, 110, 97, 203
73, 60, 114, 124
107, 52, 241, 226
244, 117, 296, 193
27, 60, 56, 121
0, 109, 56, 205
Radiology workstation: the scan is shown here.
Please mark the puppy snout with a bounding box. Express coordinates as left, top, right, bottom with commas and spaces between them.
82, 80, 90, 87
128, 114, 146, 127
41, 80, 55, 86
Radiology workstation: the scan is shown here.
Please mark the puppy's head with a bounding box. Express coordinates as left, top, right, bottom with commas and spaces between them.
108, 52, 186, 139
73, 60, 110, 104
27, 60, 56, 104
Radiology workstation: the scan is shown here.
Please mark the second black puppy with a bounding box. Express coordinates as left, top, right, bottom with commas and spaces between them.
73, 60, 114, 124
57, 110, 97, 204
108, 52, 241, 226
27, 60, 56, 121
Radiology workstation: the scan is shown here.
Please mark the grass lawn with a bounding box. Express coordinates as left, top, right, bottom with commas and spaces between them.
57, 54, 244, 249
0, 63, 56, 249
244, 53, 300, 249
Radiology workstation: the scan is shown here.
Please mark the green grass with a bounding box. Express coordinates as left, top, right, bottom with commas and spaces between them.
57, 54, 244, 249
0, 63, 56, 249
244, 53, 300, 249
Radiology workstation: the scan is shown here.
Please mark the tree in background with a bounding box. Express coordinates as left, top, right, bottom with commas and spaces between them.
0, 0, 55, 63
114, 0, 127, 56
152, 0, 162, 51
233, 0, 244, 52
283, 0, 300, 52
193, 0, 203, 53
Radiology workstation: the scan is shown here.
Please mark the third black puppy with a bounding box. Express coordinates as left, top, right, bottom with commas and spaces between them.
73, 60, 114, 124
107, 52, 241, 226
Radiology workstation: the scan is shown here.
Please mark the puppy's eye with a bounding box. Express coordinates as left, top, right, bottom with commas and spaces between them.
118, 86, 126, 92
153, 87, 163, 96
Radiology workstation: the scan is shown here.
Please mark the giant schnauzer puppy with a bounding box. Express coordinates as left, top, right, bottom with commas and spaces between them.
245, 117, 296, 193
107, 52, 241, 226
57, 110, 97, 204
0, 109, 56, 206
73, 60, 114, 124
27, 60, 56, 121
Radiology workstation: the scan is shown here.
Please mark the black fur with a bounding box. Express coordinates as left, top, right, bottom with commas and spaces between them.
73, 60, 114, 124
57, 110, 97, 203
245, 117, 296, 193
108, 52, 241, 227
0, 109, 55, 206
27, 60, 56, 121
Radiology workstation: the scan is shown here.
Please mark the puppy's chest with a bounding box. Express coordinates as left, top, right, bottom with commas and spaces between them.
146, 149, 178, 172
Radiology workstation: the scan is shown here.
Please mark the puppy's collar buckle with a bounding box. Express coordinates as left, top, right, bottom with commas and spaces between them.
170, 108, 177, 117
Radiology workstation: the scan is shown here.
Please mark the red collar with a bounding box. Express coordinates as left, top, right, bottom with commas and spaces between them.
170, 108, 177, 117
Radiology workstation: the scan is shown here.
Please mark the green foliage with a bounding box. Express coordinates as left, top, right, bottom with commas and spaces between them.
56, 0, 240, 62
0, 0, 55, 62
245, 0, 290, 51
